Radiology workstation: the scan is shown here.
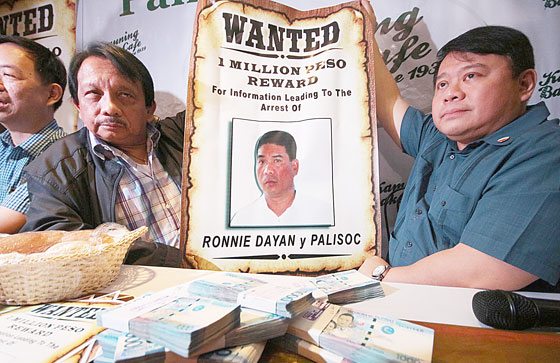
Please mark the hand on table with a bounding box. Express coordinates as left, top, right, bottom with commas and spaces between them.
358, 255, 389, 277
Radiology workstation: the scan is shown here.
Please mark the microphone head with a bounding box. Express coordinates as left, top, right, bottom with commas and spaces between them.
472, 290, 539, 330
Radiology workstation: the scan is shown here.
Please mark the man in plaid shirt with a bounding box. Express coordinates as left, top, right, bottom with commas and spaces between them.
0, 36, 66, 233
23, 43, 183, 266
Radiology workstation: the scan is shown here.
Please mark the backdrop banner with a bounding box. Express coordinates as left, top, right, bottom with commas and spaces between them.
0, 0, 77, 132
77, 0, 560, 259
181, 0, 380, 273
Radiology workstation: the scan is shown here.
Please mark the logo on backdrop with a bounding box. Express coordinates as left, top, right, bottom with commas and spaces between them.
120, 0, 197, 16
379, 181, 405, 243
539, 69, 560, 99
111, 29, 146, 55
375, 7, 434, 84
543, 0, 560, 9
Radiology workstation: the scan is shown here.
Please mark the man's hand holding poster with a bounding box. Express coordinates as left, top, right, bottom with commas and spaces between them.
182, 0, 381, 274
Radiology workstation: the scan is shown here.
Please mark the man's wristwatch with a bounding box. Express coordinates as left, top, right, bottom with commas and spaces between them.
371, 264, 391, 281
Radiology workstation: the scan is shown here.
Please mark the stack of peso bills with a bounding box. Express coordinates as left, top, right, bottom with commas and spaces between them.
94, 329, 165, 363
97, 294, 241, 358
188, 272, 267, 302
288, 301, 434, 363
175, 306, 288, 355
189, 272, 316, 318
94, 328, 266, 363
196, 342, 267, 363
224, 307, 289, 347
270, 334, 352, 363
236, 282, 316, 318
309, 270, 385, 304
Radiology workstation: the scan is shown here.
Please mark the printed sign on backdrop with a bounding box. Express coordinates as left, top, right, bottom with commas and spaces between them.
181, 0, 381, 273
0, 0, 77, 132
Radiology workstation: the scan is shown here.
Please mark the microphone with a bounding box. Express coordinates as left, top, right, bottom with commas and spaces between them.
472, 290, 560, 330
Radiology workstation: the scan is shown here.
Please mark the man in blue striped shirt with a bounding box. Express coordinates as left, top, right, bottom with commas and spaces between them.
0, 36, 67, 233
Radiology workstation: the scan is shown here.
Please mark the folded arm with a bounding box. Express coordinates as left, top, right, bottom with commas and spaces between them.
359, 243, 538, 290
22, 169, 184, 268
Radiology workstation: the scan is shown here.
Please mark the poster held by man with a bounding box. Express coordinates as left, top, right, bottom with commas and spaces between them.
181, 0, 381, 274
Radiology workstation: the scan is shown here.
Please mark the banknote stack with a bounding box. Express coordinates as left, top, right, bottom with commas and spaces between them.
195, 342, 267, 363
94, 329, 165, 363
188, 272, 267, 302
94, 328, 267, 363
309, 269, 385, 304
97, 293, 241, 358
270, 334, 352, 363
224, 307, 289, 347
188, 272, 316, 318
287, 301, 434, 363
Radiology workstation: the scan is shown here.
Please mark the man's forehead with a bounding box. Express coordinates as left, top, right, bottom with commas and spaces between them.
436, 52, 504, 78
258, 143, 288, 155
0, 43, 35, 67
78, 56, 142, 87
441, 51, 509, 66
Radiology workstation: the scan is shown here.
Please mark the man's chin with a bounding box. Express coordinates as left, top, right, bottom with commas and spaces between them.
94, 132, 125, 146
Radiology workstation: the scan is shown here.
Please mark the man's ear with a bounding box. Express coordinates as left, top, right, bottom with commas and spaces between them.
518, 69, 537, 103
292, 159, 299, 175
46, 83, 64, 108
147, 101, 157, 119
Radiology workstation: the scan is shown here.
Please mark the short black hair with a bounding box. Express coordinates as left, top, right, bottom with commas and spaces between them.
434, 25, 535, 84
0, 35, 67, 110
256, 130, 297, 160
68, 42, 154, 107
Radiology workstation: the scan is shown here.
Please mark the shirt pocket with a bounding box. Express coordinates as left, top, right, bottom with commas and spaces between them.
429, 184, 474, 242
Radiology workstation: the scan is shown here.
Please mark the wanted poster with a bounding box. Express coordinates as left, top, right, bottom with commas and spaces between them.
181, 0, 381, 274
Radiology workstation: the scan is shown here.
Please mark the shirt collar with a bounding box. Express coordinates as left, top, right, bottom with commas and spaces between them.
90, 123, 161, 161
444, 102, 551, 150
1, 119, 63, 157
482, 102, 550, 147
0, 129, 12, 147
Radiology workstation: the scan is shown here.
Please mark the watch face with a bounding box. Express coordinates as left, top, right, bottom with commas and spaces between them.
372, 265, 386, 277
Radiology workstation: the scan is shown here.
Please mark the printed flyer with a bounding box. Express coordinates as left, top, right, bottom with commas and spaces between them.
0, 301, 107, 362
182, 0, 381, 273
0, 292, 132, 362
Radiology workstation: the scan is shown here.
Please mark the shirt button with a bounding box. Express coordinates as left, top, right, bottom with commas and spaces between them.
165, 203, 172, 209
406, 241, 413, 248
449, 154, 455, 160
415, 208, 423, 215
441, 201, 447, 207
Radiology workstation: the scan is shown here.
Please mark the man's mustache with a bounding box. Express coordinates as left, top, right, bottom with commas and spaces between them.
98, 117, 126, 126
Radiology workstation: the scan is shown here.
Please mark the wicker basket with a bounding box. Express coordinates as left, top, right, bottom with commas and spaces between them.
0, 225, 148, 305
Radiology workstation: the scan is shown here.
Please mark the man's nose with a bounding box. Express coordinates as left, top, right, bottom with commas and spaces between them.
444, 82, 465, 102
100, 94, 122, 116
263, 163, 274, 174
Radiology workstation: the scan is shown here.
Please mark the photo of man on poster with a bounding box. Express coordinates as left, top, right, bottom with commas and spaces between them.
230, 128, 334, 227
